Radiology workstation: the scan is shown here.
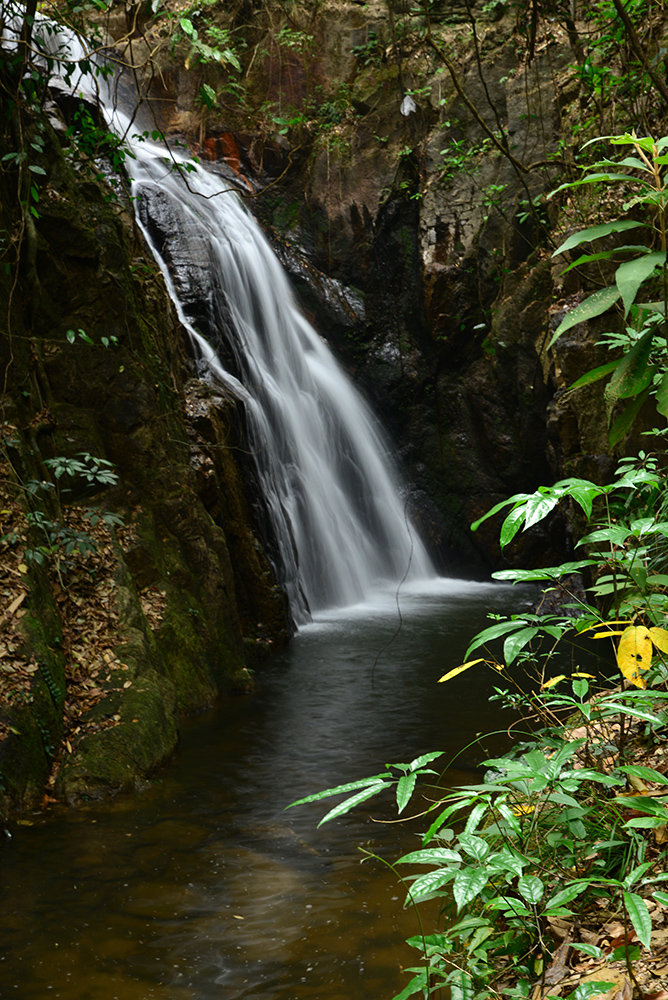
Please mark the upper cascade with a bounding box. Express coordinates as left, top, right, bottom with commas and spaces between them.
32, 19, 437, 622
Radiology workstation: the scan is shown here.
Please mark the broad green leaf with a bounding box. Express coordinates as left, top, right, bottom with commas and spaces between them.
392, 969, 429, 1000
287, 774, 386, 808
570, 983, 618, 1000
222, 47, 241, 71
179, 15, 194, 35
492, 559, 597, 583
570, 358, 621, 390
396, 772, 416, 814
518, 874, 544, 904
552, 220, 644, 257
610, 348, 656, 406
464, 801, 489, 835
615, 252, 666, 315
548, 173, 641, 201
407, 751, 444, 772
503, 626, 538, 665
423, 800, 466, 844
523, 491, 559, 529
618, 764, 668, 785
458, 833, 490, 861
499, 503, 531, 547
655, 370, 668, 417
470, 495, 528, 532
560, 245, 649, 274
464, 619, 530, 659
601, 702, 666, 725
614, 795, 668, 818
453, 867, 489, 910
623, 890, 652, 949
409, 867, 457, 902
609, 387, 651, 447
625, 816, 668, 829
655, 890, 668, 906
397, 848, 462, 866
318, 781, 387, 825
545, 882, 588, 910
550, 286, 621, 347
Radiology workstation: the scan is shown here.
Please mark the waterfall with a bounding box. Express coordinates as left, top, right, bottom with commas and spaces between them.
23, 22, 437, 622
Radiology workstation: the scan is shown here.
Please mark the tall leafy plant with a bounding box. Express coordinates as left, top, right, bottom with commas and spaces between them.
549, 134, 668, 444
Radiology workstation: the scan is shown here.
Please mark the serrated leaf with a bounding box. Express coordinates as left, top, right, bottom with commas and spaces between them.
623, 890, 652, 949
550, 286, 621, 347
552, 220, 644, 256
453, 867, 489, 911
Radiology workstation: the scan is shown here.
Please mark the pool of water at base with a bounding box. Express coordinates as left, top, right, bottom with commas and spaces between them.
0, 578, 536, 1000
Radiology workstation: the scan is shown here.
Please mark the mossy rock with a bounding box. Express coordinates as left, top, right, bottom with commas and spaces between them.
56, 670, 178, 804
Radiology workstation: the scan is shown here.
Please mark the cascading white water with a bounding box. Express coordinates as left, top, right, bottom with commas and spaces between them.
26, 22, 437, 622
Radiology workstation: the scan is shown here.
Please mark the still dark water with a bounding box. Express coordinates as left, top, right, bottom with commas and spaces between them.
0, 579, 532, 1000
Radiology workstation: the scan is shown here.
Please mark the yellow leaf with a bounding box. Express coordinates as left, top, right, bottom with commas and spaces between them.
541, 674, 566, 690
578, 619, 632, 634
650, 627, 668, 655
592, 630, 625, 639
438, 658, 486, 683
617, 625, 653, 688
572, 672, 596, 678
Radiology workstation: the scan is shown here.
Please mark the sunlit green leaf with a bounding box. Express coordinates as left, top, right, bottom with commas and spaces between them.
615, 252, 666, 316
453, 867, 489, 910
550, 286, 621, 347
552, 220, 644, 257
396, 773, 416, 814
623, 890, 652, 949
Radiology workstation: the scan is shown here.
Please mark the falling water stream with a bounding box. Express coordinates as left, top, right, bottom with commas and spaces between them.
0, 22, 533, 1000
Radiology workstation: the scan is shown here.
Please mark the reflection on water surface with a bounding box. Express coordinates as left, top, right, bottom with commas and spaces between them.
0, 580, 532, 999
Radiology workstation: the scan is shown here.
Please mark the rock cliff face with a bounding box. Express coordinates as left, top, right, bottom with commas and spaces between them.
107, 0, 645, 574
0, 96, 290, 819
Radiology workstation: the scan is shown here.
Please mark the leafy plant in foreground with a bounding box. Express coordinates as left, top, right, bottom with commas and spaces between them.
549, 133, 668, 444
290, 442, 668, 999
